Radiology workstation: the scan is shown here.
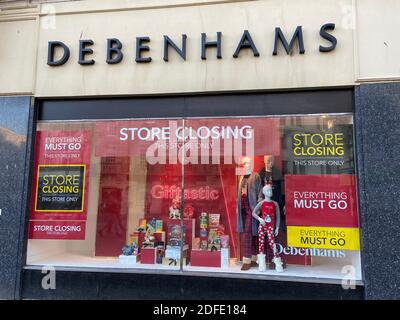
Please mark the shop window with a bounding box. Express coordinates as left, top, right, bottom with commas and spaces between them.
27, 114, 362, 282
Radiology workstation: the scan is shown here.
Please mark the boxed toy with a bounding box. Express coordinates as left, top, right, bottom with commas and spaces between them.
167, 218, 195, 255
200, 239, 208, 250
137, 218, 147, 232
207, 237, 221, 251
199, 212, 208, 229
220, 235, 230, 248
155, 245, 165, 264
168, 224, 185, 247
209, 213, 220, 227
156, 220, 163, 232
192, 237, 201, 250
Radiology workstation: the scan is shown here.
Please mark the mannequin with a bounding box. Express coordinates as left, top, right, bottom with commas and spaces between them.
252, 184, 283, 272
258, 154, 286, 269
237, 157, 262, 271
258, 155, 283, 209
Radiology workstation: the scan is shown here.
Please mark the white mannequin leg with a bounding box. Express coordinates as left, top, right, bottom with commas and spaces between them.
257, 253, 266, 272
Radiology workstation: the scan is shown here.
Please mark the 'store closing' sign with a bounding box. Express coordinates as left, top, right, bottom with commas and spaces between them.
35, 164, 86, 212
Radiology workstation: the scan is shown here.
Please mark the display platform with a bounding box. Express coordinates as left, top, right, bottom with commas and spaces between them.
26, 253, 362, 282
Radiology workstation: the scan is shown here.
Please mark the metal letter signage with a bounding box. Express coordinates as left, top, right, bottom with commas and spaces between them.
47, 24, 338, 67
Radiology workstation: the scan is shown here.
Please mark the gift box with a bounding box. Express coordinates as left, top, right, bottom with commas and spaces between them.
221, 248, 230, 268
118, 254, 140, 264
191, 249, 221, 268
141, 248, 156, 264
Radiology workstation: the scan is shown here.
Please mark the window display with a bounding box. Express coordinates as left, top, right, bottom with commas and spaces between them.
27, 114, 361, 283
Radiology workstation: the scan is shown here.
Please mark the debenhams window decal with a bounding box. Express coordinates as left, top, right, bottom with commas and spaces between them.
47, 24, 337, 66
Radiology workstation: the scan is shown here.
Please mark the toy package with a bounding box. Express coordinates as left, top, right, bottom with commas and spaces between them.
137, 218, 147, 232
220, 235, 230, 248
209, 213, 220, 227
199, 212, 208, 229
168, 224, 185, 247
192, 237, 201, 250
156, 220, 163, 232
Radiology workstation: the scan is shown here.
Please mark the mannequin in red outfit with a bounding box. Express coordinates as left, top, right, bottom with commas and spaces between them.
252, 184, 283, 272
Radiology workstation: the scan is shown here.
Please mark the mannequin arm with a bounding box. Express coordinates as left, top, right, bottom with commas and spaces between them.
255, 174, 263, 202
274, 201, 280, 236
252, 201, 264, 223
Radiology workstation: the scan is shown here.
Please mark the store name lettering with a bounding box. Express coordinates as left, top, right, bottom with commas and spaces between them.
274, 244, 346, 258
47, 24, 337, 66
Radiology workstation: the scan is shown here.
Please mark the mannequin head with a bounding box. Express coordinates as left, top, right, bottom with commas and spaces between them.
264, 155, 274, 171
242, 157, 253, 175
262, 184, 273, 200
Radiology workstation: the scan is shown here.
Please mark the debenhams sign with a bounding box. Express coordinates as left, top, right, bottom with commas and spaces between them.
47, 24, 337, 66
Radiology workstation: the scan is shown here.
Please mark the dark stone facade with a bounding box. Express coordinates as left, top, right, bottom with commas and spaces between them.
0, 96, 34, 299
355, 83, 400, 299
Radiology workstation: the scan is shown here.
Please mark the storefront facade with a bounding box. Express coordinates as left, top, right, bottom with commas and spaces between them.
0, 0, 399, 300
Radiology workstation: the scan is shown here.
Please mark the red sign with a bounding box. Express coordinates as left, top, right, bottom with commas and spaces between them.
29, 130, 91, 240
95, 118, 281, 159
285, 174, 358, 228
29, 221, 86, 240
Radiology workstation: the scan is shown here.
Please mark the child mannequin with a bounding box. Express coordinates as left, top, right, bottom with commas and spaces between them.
252, 185, 283, 272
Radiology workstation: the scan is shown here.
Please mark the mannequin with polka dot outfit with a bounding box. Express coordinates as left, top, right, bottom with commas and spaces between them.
252, 184, 283, 272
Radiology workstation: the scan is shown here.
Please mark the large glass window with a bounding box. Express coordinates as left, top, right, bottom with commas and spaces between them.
27, 113, 361, 283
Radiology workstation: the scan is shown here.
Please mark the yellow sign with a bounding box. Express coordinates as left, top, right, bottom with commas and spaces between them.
287, 226, 360, 250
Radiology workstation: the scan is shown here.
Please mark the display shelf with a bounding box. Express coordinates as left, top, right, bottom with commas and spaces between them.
26, 253, 362, 281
